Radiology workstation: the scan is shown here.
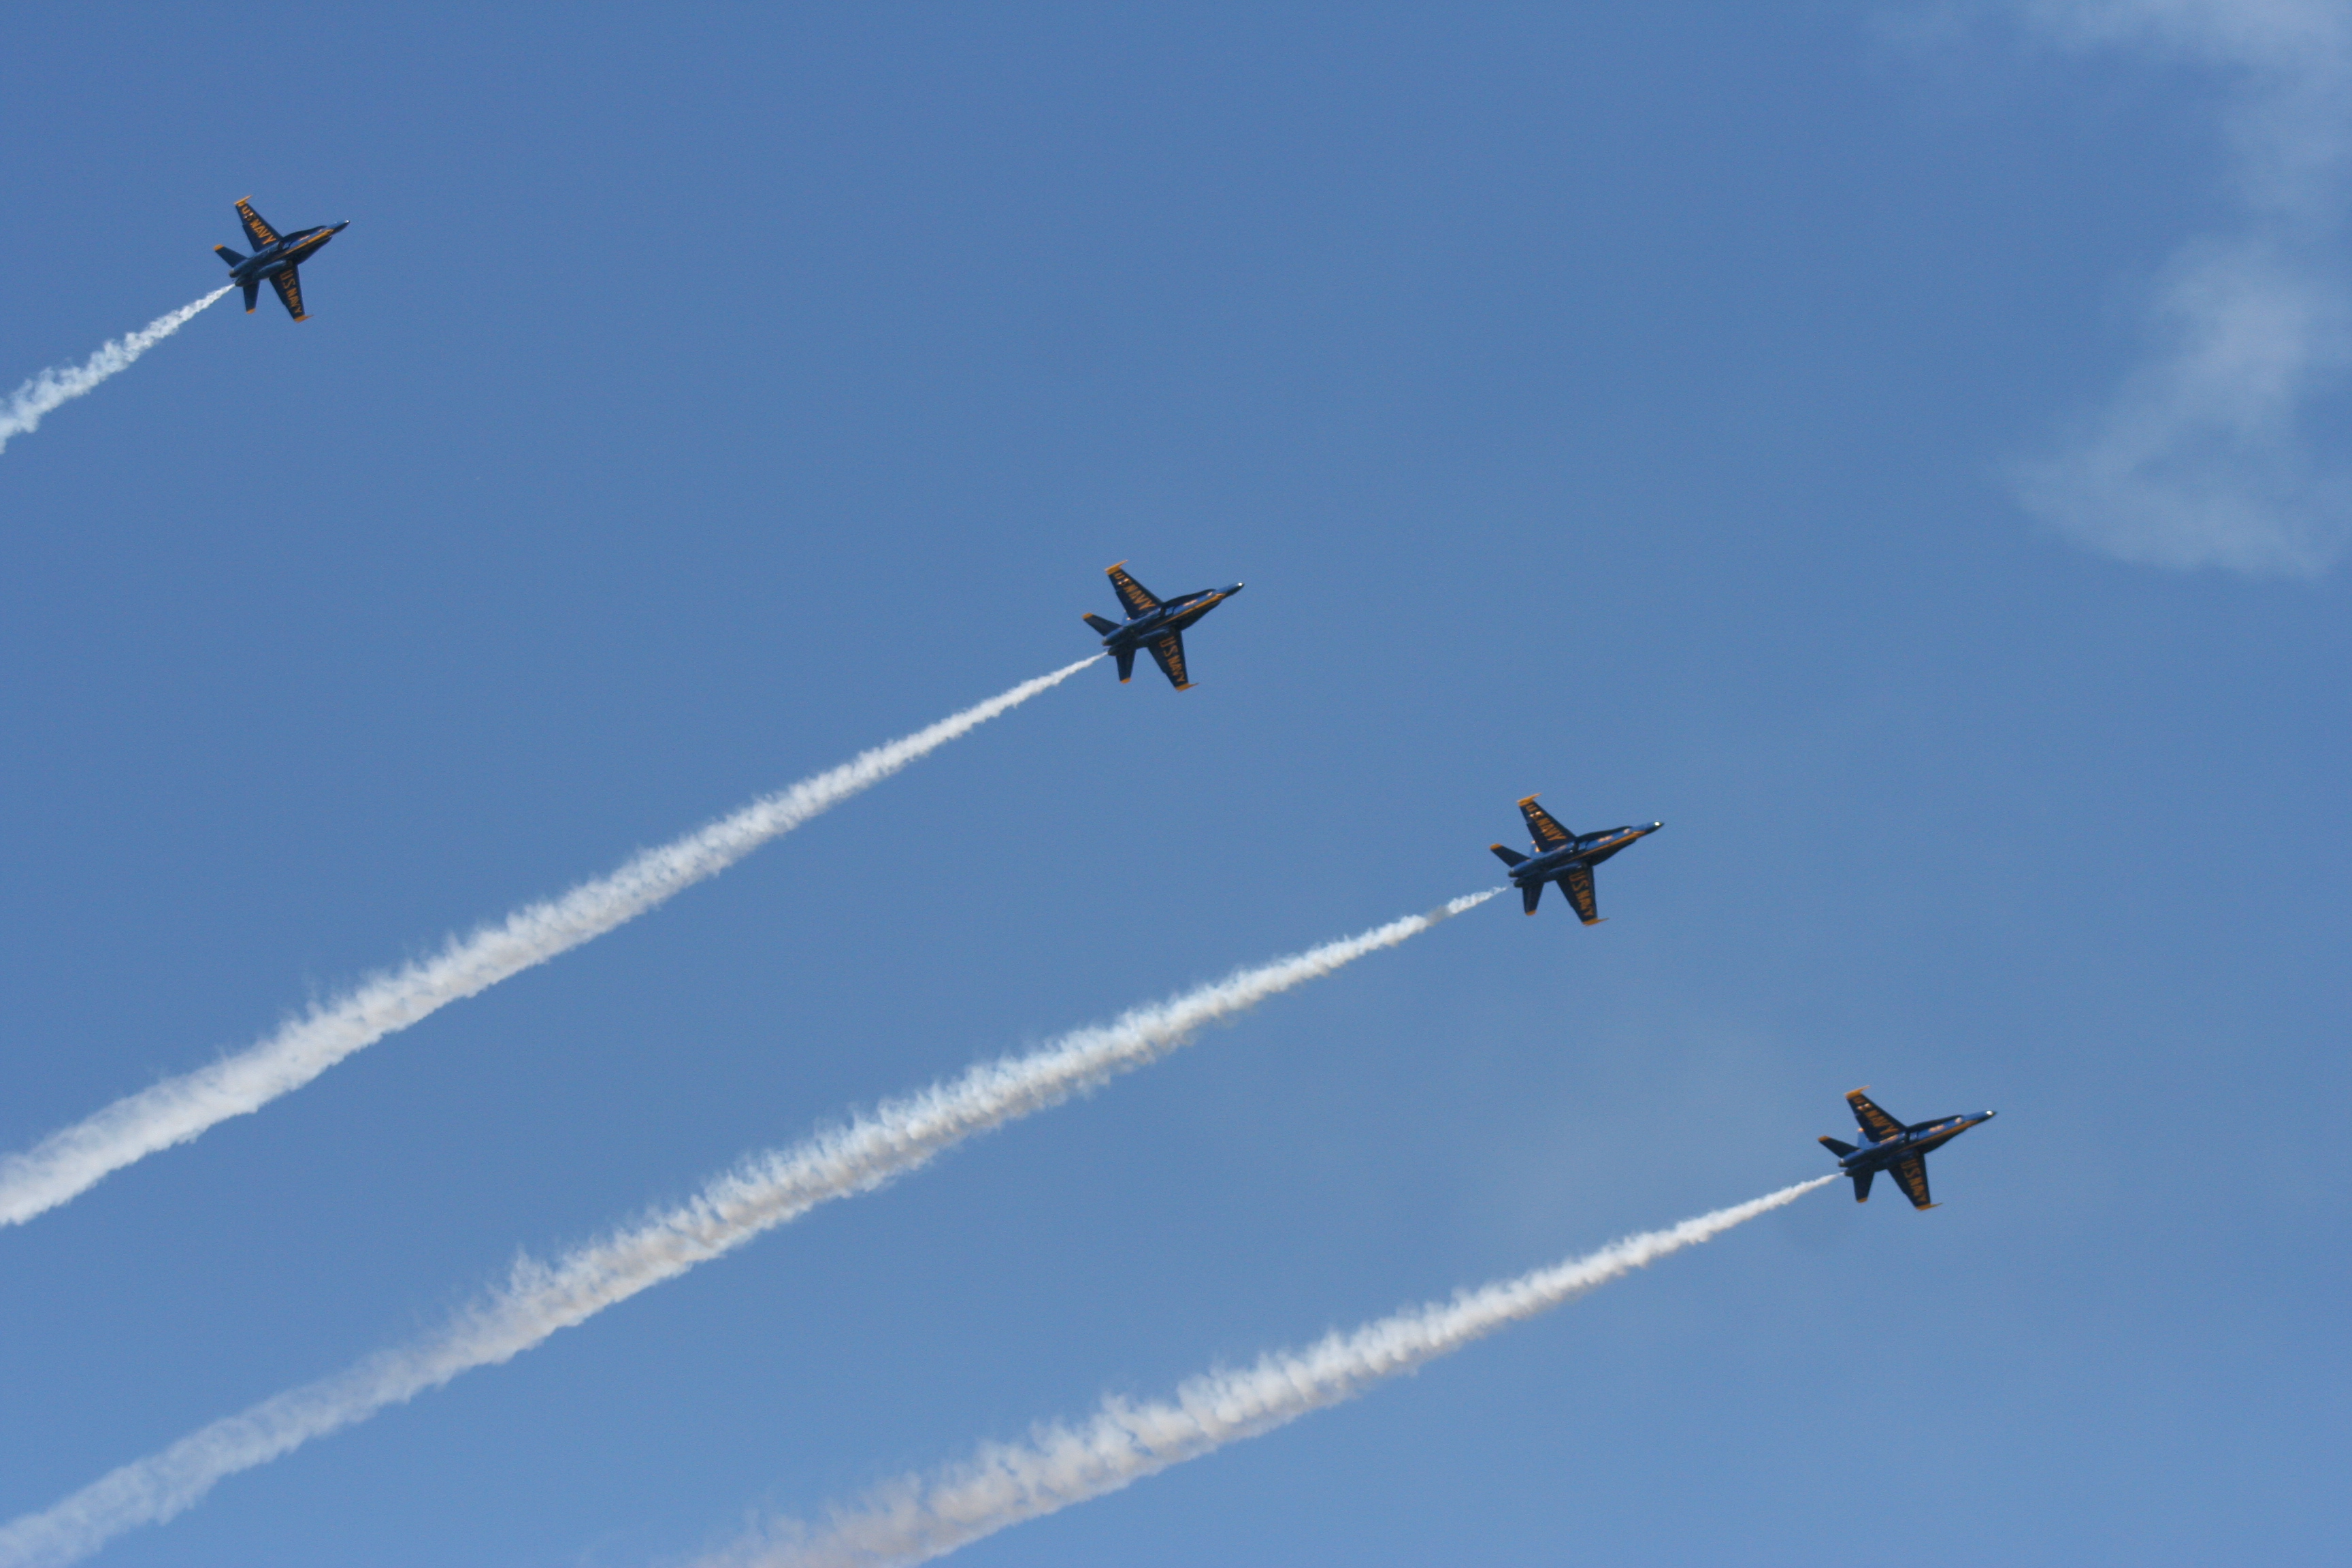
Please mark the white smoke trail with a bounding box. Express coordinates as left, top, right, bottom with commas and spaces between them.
0, 892, 1494, 1568
712, 1176, 1835, 1568
0, 289, 234, 455
0, 658, 1099, 1230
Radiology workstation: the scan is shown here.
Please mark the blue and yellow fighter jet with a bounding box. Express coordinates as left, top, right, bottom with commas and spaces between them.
1818, 1088, 1997, 1210
1081, 562, 1244, 690
1488, 797, 1661, 923
212, 197, 347, 321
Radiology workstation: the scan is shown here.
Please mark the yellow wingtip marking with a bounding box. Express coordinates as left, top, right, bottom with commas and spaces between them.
1106, 560, 1128, 572
1517, 794, 1541, 806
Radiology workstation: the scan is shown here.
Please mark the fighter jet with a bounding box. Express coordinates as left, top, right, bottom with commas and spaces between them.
1818, 1088, 1997, 1210
212, 197, 348, 321
1488, 797, 1661, 923
1081, 562, 1244, 690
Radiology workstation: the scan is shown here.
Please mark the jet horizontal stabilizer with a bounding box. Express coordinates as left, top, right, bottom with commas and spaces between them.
1082, 613, 1122, 636
1490, 845, 1527, 867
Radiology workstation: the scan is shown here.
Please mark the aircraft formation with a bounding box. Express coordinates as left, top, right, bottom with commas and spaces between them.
1075, 555, 1999, 1206
165, 205, 1978, 1221
0, 197, 2012, 1565
96, 183, 2031, 1213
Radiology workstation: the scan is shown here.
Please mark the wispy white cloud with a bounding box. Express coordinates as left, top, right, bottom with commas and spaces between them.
0, 893, 1493, 1568
706, 1177, 1835, 1568
2009, 0, 2352, 575
2023, 1, 2352, 211
0, 658, 1098, 1230
0, 289, 232, 455
2013, 233, 2352, 572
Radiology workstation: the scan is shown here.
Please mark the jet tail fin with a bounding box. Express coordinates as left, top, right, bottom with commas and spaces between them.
1850, 1168, 1875, 1203
1818, 1136, 1858, 1157
1114, 648, 1136, 683
1082, 612, 1122, 636
1521, 880, 1542, 915
241, 280, 260, 313
214, 244, 246, 266
1490, 845, 1527, 867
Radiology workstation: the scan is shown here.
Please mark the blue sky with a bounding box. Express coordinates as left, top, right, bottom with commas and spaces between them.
1, 3, 2346, 1564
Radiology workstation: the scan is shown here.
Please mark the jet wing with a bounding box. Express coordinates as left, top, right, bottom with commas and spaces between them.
1106, 561, 1162, 618
1561, 864, 1599, 924
1147, 632, 1190, 690
270, 266, 308, 322
1518, 796, 1575, 849
1845, 1089, 1904, 1145
236, 197, 280, 248
1888, 1155, 1934, 1210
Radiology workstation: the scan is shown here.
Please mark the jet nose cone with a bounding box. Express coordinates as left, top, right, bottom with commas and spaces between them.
1648, 821, 1664, 832
1226, 583, 1245, 595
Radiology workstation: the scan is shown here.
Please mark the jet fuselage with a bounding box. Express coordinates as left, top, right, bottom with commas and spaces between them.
1833, 1111, 1996, 1177
1502, 823, 1660, 890
225, 223, 345, 284
1093, 585, 1243, 655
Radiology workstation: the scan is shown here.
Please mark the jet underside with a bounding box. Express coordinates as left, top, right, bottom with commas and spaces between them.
1489, 796, 1660, 924
213, 197, 346, 321
1082, 561, 1243, 691
1819, 1089, 1996, 1210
